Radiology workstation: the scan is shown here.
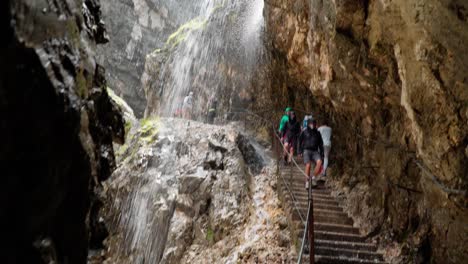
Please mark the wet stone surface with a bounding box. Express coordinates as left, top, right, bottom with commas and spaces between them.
102, 118, 295, 263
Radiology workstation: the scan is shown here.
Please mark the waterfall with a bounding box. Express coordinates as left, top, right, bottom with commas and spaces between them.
154, 0, 265, 119
109, 1, 266, 263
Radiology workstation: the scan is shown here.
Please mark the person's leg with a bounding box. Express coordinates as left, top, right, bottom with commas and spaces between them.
283, 142, 289, 162
314, 159, 323, 177
288, 146, 294, 163
322, 146, 331, 176
305, 162, 311, 178
304, 150, 311, 189
304, 162, 311, 189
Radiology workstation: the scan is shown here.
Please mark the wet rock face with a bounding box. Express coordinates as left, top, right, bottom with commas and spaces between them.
103, 118, 292, 263
142, 1, 270, 120
104, 118, 250, 263
97, 0, 199, 117
0, 0, 123, 263
265, 0, 467, 262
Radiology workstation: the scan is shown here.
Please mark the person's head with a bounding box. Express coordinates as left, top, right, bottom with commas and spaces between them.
307, 118, 317, 129
289, 111, 297, 122
189, 91, 193, 96
285, 107, 292, 114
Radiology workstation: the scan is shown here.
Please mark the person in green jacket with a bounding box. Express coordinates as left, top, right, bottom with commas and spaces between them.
278, 107, 292, 163
278, 107, 292, 136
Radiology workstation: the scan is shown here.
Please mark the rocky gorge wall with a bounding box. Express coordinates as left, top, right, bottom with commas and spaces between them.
102, 117, 294, 263
264, 0, 467, 263
0, 0, 123, 262
141, 0, 271, 120
97, 0, 199, 117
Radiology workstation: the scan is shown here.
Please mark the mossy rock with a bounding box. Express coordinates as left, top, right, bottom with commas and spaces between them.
206, 227, 215, 244
151, 1, 228, 54
165, 17, 207, 49
138, 117, 160, 144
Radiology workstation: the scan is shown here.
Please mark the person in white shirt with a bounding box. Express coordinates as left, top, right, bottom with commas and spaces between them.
182, 91, 193, 119
317, 119, 332, 179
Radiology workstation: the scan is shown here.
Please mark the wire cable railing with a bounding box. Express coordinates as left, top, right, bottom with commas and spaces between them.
216, 107, 465, 263
353, 128, 466, 196
225, 109, 315, 263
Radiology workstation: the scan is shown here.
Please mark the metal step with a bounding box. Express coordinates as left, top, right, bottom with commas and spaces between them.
315, 239, 377, 252
314, 230, 365, 243
284, 196, 340, 207
278, 168, 386, 263
292, 212, 354, 225
294, 220, 356, 232
315, 246, 384, 261
314, 254, 387, 264
314, 223, 360, 235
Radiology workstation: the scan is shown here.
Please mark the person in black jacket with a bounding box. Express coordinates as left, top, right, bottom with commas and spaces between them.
206, 95, 218, 124
298, 118, 324, 188
283, 111, 301, 164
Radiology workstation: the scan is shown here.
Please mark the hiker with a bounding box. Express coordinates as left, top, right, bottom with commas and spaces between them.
283, 111, 301, 164
318, 119, 332, 179
278, 107, 292, 138
302, 114, 313, 131
298, 118, 324, 189
174, 99, 183, 118
182, 91, 193, 119
207, 96, 218, 124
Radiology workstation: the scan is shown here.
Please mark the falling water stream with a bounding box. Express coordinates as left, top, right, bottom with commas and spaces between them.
155, 0, 265, 118
110, 1, 266, 263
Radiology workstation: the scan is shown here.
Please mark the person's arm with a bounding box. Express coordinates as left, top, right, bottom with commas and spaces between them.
279, 116, 286, 133
298, 131, 304, 154
318, 132, 324, 157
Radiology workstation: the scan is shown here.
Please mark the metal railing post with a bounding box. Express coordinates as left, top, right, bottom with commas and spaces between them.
225, 110, 315, 263
308, 183, 314, 264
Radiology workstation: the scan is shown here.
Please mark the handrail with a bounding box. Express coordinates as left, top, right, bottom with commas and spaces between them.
224, 109, 315, 264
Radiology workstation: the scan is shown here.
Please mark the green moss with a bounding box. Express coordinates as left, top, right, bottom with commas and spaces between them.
228, 11, 237, 24
153, 48, 162, 53
107, 87, 128, 109
66, 19, 81, 47
212, 0, 227, 13
116, 142, 129, 157
125, 121, 132, 135
76, 69, 88, 98
206, 227, 214, 243
139, 117, 160, 143
151, 1, 229, 54
165, 17, 207, 49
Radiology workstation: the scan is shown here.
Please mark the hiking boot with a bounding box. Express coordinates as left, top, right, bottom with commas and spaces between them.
305, 180, 309, 190
311, 177, 318, 188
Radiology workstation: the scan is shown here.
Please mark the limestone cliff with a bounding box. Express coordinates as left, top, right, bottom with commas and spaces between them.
141, 1, 271, 120
97, 0, 199, 117
264, 0, 467, 263
0, 0, 123, 262
102, 118, 294, 263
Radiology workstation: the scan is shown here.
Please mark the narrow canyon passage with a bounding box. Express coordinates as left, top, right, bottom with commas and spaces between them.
1, 0, 467, 264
